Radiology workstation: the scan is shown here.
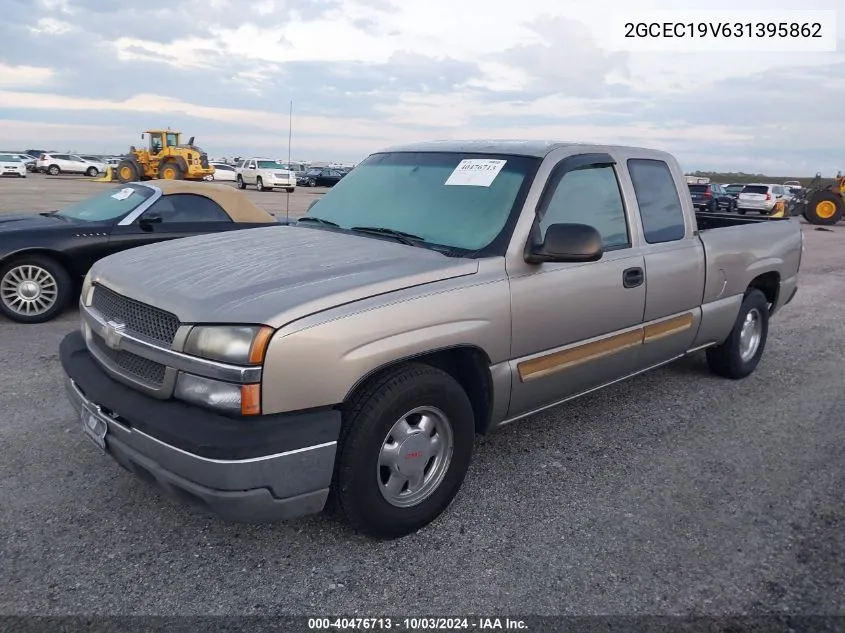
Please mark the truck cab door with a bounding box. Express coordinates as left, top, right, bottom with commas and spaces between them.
623, 157, 705, 365
244, 160, 257, 184
506, 152, 647, 420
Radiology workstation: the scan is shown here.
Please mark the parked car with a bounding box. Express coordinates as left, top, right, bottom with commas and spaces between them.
0, 180, 281, 323
235, 158, 297, 192
0, 153, 27, 178
204, 162, 238, 182
688, 182, 737, 212
299, 167, 346, 187
783, 180, 802, 189
737, 183, 787, 215
37, 153, 105, 176
724, 183, 745, 199
58, 140, 802, 539
1, 152, 37, 172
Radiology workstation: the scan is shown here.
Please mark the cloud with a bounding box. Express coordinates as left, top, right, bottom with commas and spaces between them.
0, 63, 54, 88
0, 0, 842, 172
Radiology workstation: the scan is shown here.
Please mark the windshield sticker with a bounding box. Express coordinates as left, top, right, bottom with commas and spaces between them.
444, 159, 507, 187
111, 187, 135, 201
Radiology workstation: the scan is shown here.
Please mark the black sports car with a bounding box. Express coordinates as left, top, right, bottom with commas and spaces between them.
299, 167, 346, 188
0, 180, 281, 324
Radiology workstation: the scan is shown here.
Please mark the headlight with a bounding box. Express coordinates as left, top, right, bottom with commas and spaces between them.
81, 273, 94, 306
175, 373, 261, 416
184, 325, 273, 364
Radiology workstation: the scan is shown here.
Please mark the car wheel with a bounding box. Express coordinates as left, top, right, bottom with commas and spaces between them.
236, 175, 246, 190
0, 255, 73, 324
329, 363, 475, 539
47, 165, 60, 176
256, 177, 266, 191
706, 289, 769, 380
286, 187, 294, 193
85, 166, 98, 177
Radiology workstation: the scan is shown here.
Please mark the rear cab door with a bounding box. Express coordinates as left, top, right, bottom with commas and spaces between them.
506, 148, 648, 419
620, 151, 706, 365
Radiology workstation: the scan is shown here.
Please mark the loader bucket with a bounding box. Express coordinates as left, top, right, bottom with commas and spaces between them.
770, 200, 786, 218
90, 166, 117, 182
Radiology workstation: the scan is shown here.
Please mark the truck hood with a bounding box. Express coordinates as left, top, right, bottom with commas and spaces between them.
88, 225, 479, 327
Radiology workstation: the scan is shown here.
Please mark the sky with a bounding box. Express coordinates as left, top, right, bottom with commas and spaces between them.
0, 0, 842, 175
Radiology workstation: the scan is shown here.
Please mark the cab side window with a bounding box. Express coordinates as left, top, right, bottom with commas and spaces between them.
627, 159, 686, 244
142, 194, 232, 223
538, 164, 630, 250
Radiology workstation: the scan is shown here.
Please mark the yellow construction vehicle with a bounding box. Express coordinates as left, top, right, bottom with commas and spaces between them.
791, 172, 845, 225
115, 129, 215, 183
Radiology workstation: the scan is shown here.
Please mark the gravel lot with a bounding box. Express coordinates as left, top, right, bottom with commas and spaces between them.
1, 174, 844, 616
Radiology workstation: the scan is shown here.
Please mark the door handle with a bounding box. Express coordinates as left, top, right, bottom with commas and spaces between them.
623, 267, 644, 288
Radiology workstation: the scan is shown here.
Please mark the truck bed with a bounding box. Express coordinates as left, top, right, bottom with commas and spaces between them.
695, 210, 792, 231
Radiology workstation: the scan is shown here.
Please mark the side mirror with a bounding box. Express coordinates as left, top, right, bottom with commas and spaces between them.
139, 213, 162, 230
188, 136, 194, 146
141, 133, 145, 140
525, 223, 603, 264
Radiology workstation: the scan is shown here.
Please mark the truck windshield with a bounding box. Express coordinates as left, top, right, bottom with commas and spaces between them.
257, 161, 285, 169
55, 184, 155, 222
302, 151, 538, 253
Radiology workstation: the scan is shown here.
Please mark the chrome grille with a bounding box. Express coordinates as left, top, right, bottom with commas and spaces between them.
91, 285, 180, 346
89, 331, 167, 387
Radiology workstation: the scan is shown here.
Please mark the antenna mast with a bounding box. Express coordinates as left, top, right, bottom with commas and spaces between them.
286, 100, 292, 223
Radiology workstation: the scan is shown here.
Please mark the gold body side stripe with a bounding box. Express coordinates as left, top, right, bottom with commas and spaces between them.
517, 312, 695, 383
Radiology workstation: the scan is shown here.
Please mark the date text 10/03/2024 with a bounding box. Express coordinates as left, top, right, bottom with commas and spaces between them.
308, 617, 528, 630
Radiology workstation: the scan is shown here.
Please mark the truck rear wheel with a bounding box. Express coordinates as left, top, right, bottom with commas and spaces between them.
804, 191, 843, 225
706, 289, 769, 379
329, 363, 475, 539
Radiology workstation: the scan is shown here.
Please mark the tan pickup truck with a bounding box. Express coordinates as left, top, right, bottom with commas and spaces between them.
59, 141, 803, 539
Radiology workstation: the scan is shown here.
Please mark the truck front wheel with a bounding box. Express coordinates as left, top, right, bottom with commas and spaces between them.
330, 363, 475, 539
706, 288, 769, 379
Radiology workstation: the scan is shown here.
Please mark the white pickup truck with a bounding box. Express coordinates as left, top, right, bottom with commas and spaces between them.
235, 158, 297, 193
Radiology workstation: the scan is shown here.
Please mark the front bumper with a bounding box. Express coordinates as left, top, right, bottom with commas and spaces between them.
60, 330, 341, 523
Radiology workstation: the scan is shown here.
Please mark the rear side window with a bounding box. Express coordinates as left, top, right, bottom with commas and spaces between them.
627, 159, 686, 244
742, 185, 769, 194
688, 184, 707, 193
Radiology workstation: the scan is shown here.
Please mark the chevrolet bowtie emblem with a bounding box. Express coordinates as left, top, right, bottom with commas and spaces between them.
103, 320, 126, 350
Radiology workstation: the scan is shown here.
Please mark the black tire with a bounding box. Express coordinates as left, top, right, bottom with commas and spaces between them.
329, 363, 475, 539
706, 289, 769, 380
737, 208, 746, 215
85, 166, 98, 177
803, 191, 844, 226
286, 187, 295, 193
160, 162, 183, 180
256, 176, 268, 192
236, 175, 246, 190
116, 160, 139, 183
47, 165, 60, 176
0, 254, 73, 324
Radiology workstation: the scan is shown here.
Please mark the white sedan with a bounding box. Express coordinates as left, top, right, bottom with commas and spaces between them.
0, 153, 27, 177
204, 162, 238, 182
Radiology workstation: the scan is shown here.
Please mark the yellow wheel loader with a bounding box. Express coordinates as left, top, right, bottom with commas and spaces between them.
791, 173, 845, 225
115, 129, 215, 183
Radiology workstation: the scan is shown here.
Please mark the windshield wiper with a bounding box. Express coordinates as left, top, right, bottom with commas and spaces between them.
297, 216, 339, 227
349, 226, 424, 246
